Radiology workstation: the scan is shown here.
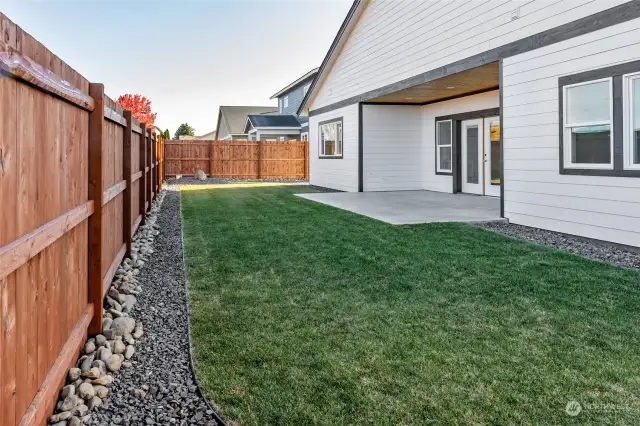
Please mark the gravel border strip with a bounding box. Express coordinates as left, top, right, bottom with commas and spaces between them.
177, 185, 230, 426
476, 221, 640, 270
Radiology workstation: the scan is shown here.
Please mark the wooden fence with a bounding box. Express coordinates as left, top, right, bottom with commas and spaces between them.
163, 140, 309, 180
0, 13, 163, 426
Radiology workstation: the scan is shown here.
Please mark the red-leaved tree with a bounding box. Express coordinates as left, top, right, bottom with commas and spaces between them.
117, 94, 157, 129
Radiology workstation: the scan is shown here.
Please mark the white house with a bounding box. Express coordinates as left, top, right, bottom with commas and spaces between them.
298, 0, 640, 248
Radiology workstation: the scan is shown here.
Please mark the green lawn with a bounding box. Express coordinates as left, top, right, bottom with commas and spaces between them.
181, 185, 640, 425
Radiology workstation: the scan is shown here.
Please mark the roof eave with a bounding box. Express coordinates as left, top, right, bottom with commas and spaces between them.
296, 0, 367, 115
269, 68, 320, 100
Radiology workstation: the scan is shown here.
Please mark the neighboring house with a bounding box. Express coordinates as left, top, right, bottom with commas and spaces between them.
179, 130, 217, 140
271, 68, 319, 141
299, 0, 640, 248
244, 115, 304, 141
215, 106, 278, 140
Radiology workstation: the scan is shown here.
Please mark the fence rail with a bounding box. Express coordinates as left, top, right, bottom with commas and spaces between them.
163, 140, 309, 180
0, 13, 164, 426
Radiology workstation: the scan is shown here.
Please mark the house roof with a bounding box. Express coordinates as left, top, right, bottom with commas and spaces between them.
270, 68, 320, 100
218, 106, 278, 134
245, 115, 304, 133
297, 0, 367, 115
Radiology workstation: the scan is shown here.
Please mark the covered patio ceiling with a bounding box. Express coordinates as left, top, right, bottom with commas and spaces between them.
367, 62, 499, 104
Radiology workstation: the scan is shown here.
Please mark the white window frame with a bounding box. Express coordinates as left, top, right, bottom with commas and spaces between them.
562, 77, 614, 170
436, 120, 453, 173
279, 98, 283, 113
301, 132, 308, 141
303, 84, 311, 95
319, 119, 343, 158
284, 96, 289, 109
279, 136, 286, 142
623, 71, 640, 170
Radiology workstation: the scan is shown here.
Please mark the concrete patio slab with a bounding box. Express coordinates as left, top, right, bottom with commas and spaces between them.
296, 190, 502, 225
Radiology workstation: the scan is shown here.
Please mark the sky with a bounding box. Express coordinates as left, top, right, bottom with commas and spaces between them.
0, 0, 352, 136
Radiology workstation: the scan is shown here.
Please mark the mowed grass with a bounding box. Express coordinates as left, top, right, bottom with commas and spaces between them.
181, 186, 640, 425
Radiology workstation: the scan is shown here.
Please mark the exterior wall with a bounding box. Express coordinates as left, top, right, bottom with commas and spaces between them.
362, 105, 422, 191
231, 134, 249, 141
279, 80, 312, 115
421, 91, 500, 193
309, 104, 359, 191
503, 18, 640, 247
217, 118, 230, 140
311, 0, 629, 110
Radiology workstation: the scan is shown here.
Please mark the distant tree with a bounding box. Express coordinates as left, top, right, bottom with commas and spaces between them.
163, 129, 171, 140
174, 123, 195, 139
117, 94, 157, 129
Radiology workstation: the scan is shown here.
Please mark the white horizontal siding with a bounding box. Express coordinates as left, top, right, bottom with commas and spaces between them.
309, 104, 359, 192
421, 91, 500, 193
503, 18, 640, 247
362, 105, 422, 191
311, 0, 629, 110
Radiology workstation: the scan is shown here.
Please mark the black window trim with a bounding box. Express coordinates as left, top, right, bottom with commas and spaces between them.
559, 60, 640, 178
318, 117, 344, 159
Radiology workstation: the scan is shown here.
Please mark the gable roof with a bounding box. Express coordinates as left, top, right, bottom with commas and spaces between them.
244, 115, 303, 133
297, 0, 367, 115
216, 106, 278, 135
270, 68, 320, 100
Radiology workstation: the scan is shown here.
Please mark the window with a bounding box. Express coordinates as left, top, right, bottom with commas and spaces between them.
562, 78, 613, 169
284, 96, 289, 109
436, 120, 452, 173
303, 84, 310, 95
319, 118, 343, 158
279, 136, 286, 141
624, 72, 640, 170
301, 132, 308, 141
279, 98, 283, 113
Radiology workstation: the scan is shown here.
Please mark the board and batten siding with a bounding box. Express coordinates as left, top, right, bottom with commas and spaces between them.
309, 104, 359, 191
362, 105, 422, 191
502, 17, 640, 247
421, 91, 500, 193
311, 0, 630, 110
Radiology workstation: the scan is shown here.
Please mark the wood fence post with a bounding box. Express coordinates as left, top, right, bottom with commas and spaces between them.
88, 83, 104, 336
123, 111, 133, 256
146, 129, 152, 208
139, 126, 147, 226
150, 132, 155, 201
209, 141, 213, 177
305, 141, 309, 181
257, 141, 262, 179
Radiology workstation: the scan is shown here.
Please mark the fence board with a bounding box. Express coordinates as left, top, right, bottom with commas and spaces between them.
164, 140, 308, 180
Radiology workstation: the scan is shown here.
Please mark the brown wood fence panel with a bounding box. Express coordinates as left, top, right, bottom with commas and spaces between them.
0, 12, 164, 426
164, 140, 308, 180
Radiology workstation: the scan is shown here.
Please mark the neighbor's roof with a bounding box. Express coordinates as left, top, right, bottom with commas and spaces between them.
219, 106, 278, 134
245, 115, 303, 132
270, 67, 320, 99
297, 0, 366, 115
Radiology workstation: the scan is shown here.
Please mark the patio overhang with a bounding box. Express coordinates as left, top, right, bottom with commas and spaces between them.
365, 62, 499, 105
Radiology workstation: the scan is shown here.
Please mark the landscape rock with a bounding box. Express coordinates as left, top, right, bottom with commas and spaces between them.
87, 396, 102, 410
195, 169, 207, 180
67, 368, 81, 382
124, 344, 135, 360
60, 385, 75, 399
113, 339, 125, 355
105, 354, 122, 372
77, 382, 95, 400
68, 416, 82, 426
84, 341, 96, 355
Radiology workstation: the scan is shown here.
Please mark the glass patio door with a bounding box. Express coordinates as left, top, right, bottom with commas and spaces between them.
461, 119, 484, 195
